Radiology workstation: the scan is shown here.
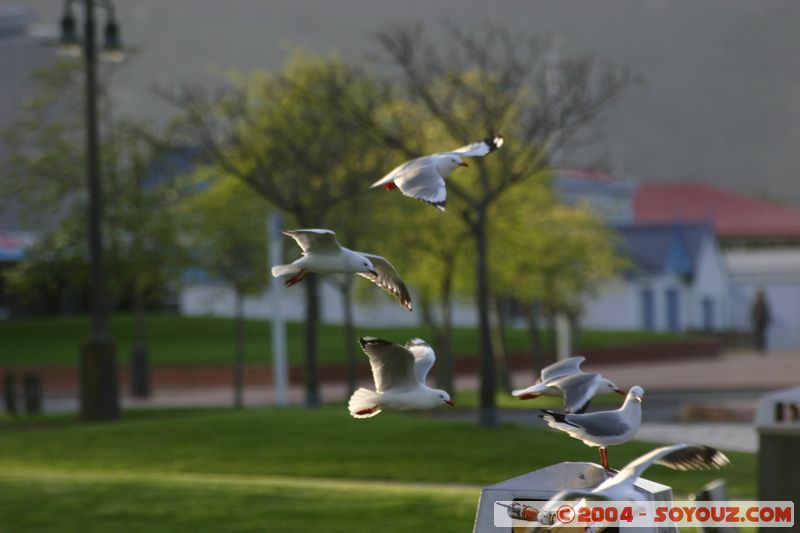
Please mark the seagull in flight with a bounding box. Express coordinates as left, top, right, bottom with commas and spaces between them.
530, 444, 730, 531
513, 356, 625, 413
540, 386, 644, 470
370, 136, 504, 211
271, 229, 412, 311
348, 337, 454, 418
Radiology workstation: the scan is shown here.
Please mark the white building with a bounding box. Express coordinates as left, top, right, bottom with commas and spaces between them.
582, 223, 731, 333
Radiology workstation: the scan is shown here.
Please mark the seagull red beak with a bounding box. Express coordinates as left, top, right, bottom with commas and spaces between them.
458, 162, 469, 167
518, 393, 541, 400
613, 388, 626, 396
445, 400, 455, 407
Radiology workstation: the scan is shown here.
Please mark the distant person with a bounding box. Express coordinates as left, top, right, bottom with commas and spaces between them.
751, 288, 771, 353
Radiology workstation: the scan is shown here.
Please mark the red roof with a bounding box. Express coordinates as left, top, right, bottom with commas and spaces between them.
633, 183, 800, 238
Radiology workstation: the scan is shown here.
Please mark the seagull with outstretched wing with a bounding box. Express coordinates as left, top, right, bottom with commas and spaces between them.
271, 229, 412, 311
370, 136, 504, 211
348, 337, 453, 418
529, 444, 730, 531
513, 356, 626, 413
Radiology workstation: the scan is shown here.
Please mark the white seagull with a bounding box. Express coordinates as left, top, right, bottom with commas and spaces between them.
531, 444, 730, 531
271, 229, 412, 311
540, 386, 644, 470
348, 337, 454, 418
370, 136, 504, 211
512, 356, 626, 413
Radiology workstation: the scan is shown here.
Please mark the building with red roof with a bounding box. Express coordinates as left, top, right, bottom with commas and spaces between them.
633, 183, 800, 246
557, 171, 800, 348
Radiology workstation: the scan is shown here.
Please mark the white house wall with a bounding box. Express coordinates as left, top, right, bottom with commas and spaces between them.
581, 279, 640, 330
690, 236, 731, 331
726, 248, 800, 349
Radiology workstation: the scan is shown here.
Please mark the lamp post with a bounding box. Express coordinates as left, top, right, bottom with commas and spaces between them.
59, 0, 124, 421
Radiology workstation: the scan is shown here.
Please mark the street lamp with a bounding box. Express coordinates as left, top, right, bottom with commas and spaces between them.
58, 0, 125, 421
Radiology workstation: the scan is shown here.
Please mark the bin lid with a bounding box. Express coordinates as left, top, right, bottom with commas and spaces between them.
755, 386, 800, 431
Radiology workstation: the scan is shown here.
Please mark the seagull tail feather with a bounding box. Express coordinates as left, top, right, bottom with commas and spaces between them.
348, 388, 382, 419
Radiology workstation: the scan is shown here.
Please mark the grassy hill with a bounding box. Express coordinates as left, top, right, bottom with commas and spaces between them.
0, 407, 755, 531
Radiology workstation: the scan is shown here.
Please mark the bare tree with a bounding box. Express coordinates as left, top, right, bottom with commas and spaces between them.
369, 24, 630, 426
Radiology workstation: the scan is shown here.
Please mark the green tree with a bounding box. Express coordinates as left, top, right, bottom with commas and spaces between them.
1, 61, 185, 398
490, 180, 626, 375
366, 24, 629, 426
166, 55, 393, 406
181, 176, 269, 408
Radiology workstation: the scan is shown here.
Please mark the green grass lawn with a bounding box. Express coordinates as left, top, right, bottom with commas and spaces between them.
0, 407, 755, 531
0, 313, 690, 368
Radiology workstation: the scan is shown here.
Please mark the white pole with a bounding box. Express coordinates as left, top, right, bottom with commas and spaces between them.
269, 212, 289, 406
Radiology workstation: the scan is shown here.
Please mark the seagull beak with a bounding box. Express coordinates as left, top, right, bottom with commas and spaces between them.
369, 269, 379, 277
458, 162, 469, 168
518, 393, 541, 400
613, 388, 626, 396
445, 400, 455, 407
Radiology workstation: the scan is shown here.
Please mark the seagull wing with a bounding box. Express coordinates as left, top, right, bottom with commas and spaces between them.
357, 254, 413, 311
551, 372, 602, 413
557, 410, 632, 438
541, 356, 586, 382
448, 135, 504, 157
283, 229, 341, 255
387, 157, 447, 211
405, 338, 436, 384
358, 337, 417, 393
612, 444, 730, 486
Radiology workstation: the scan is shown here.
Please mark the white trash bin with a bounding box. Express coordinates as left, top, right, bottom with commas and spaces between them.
755, 385, 800, 530
473, 461, 676, 533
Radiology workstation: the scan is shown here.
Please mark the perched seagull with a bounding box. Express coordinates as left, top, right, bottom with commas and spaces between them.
531, 444, 730, 531
512, 356, 626, 413
370, 136, 504, 211
348, 337, 454, 418
271, 229, 412, 311
540, 386, 644, 470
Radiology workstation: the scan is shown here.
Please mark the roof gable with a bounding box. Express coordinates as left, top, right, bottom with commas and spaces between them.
614, 223, 712, 277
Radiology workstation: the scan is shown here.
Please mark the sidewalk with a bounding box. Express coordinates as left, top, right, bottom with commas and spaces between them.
575, 347, 800, 392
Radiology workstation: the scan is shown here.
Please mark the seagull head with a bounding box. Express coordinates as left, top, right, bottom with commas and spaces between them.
354, 255, 377, 276
601, 378, 626, 396
437, 390, 454, 407
626, 385, 645, 403
436, 154, 468, 176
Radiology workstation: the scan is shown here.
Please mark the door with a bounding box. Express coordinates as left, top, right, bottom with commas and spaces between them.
641, 288, 655, 331
702, 297, 715, 331
666, 288, 680, 332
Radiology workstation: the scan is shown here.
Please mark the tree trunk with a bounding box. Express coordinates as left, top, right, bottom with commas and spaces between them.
491, 296, 513, 394
472, 212, 497, 427
304, 273, 321, 407
129, 282, 151, 398
545, 310, 558, 367
436, 284, 455, 396
340, 279, 358, 397
233, 290, 245, 409
568, 310, 581, 354
524, 300, 544, 379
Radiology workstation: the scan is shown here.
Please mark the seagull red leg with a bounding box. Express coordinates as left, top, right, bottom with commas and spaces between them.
599, 447, 609, 470
355, 406, 379, 416
285, 270, 307, 287
383, 182, 397, 191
